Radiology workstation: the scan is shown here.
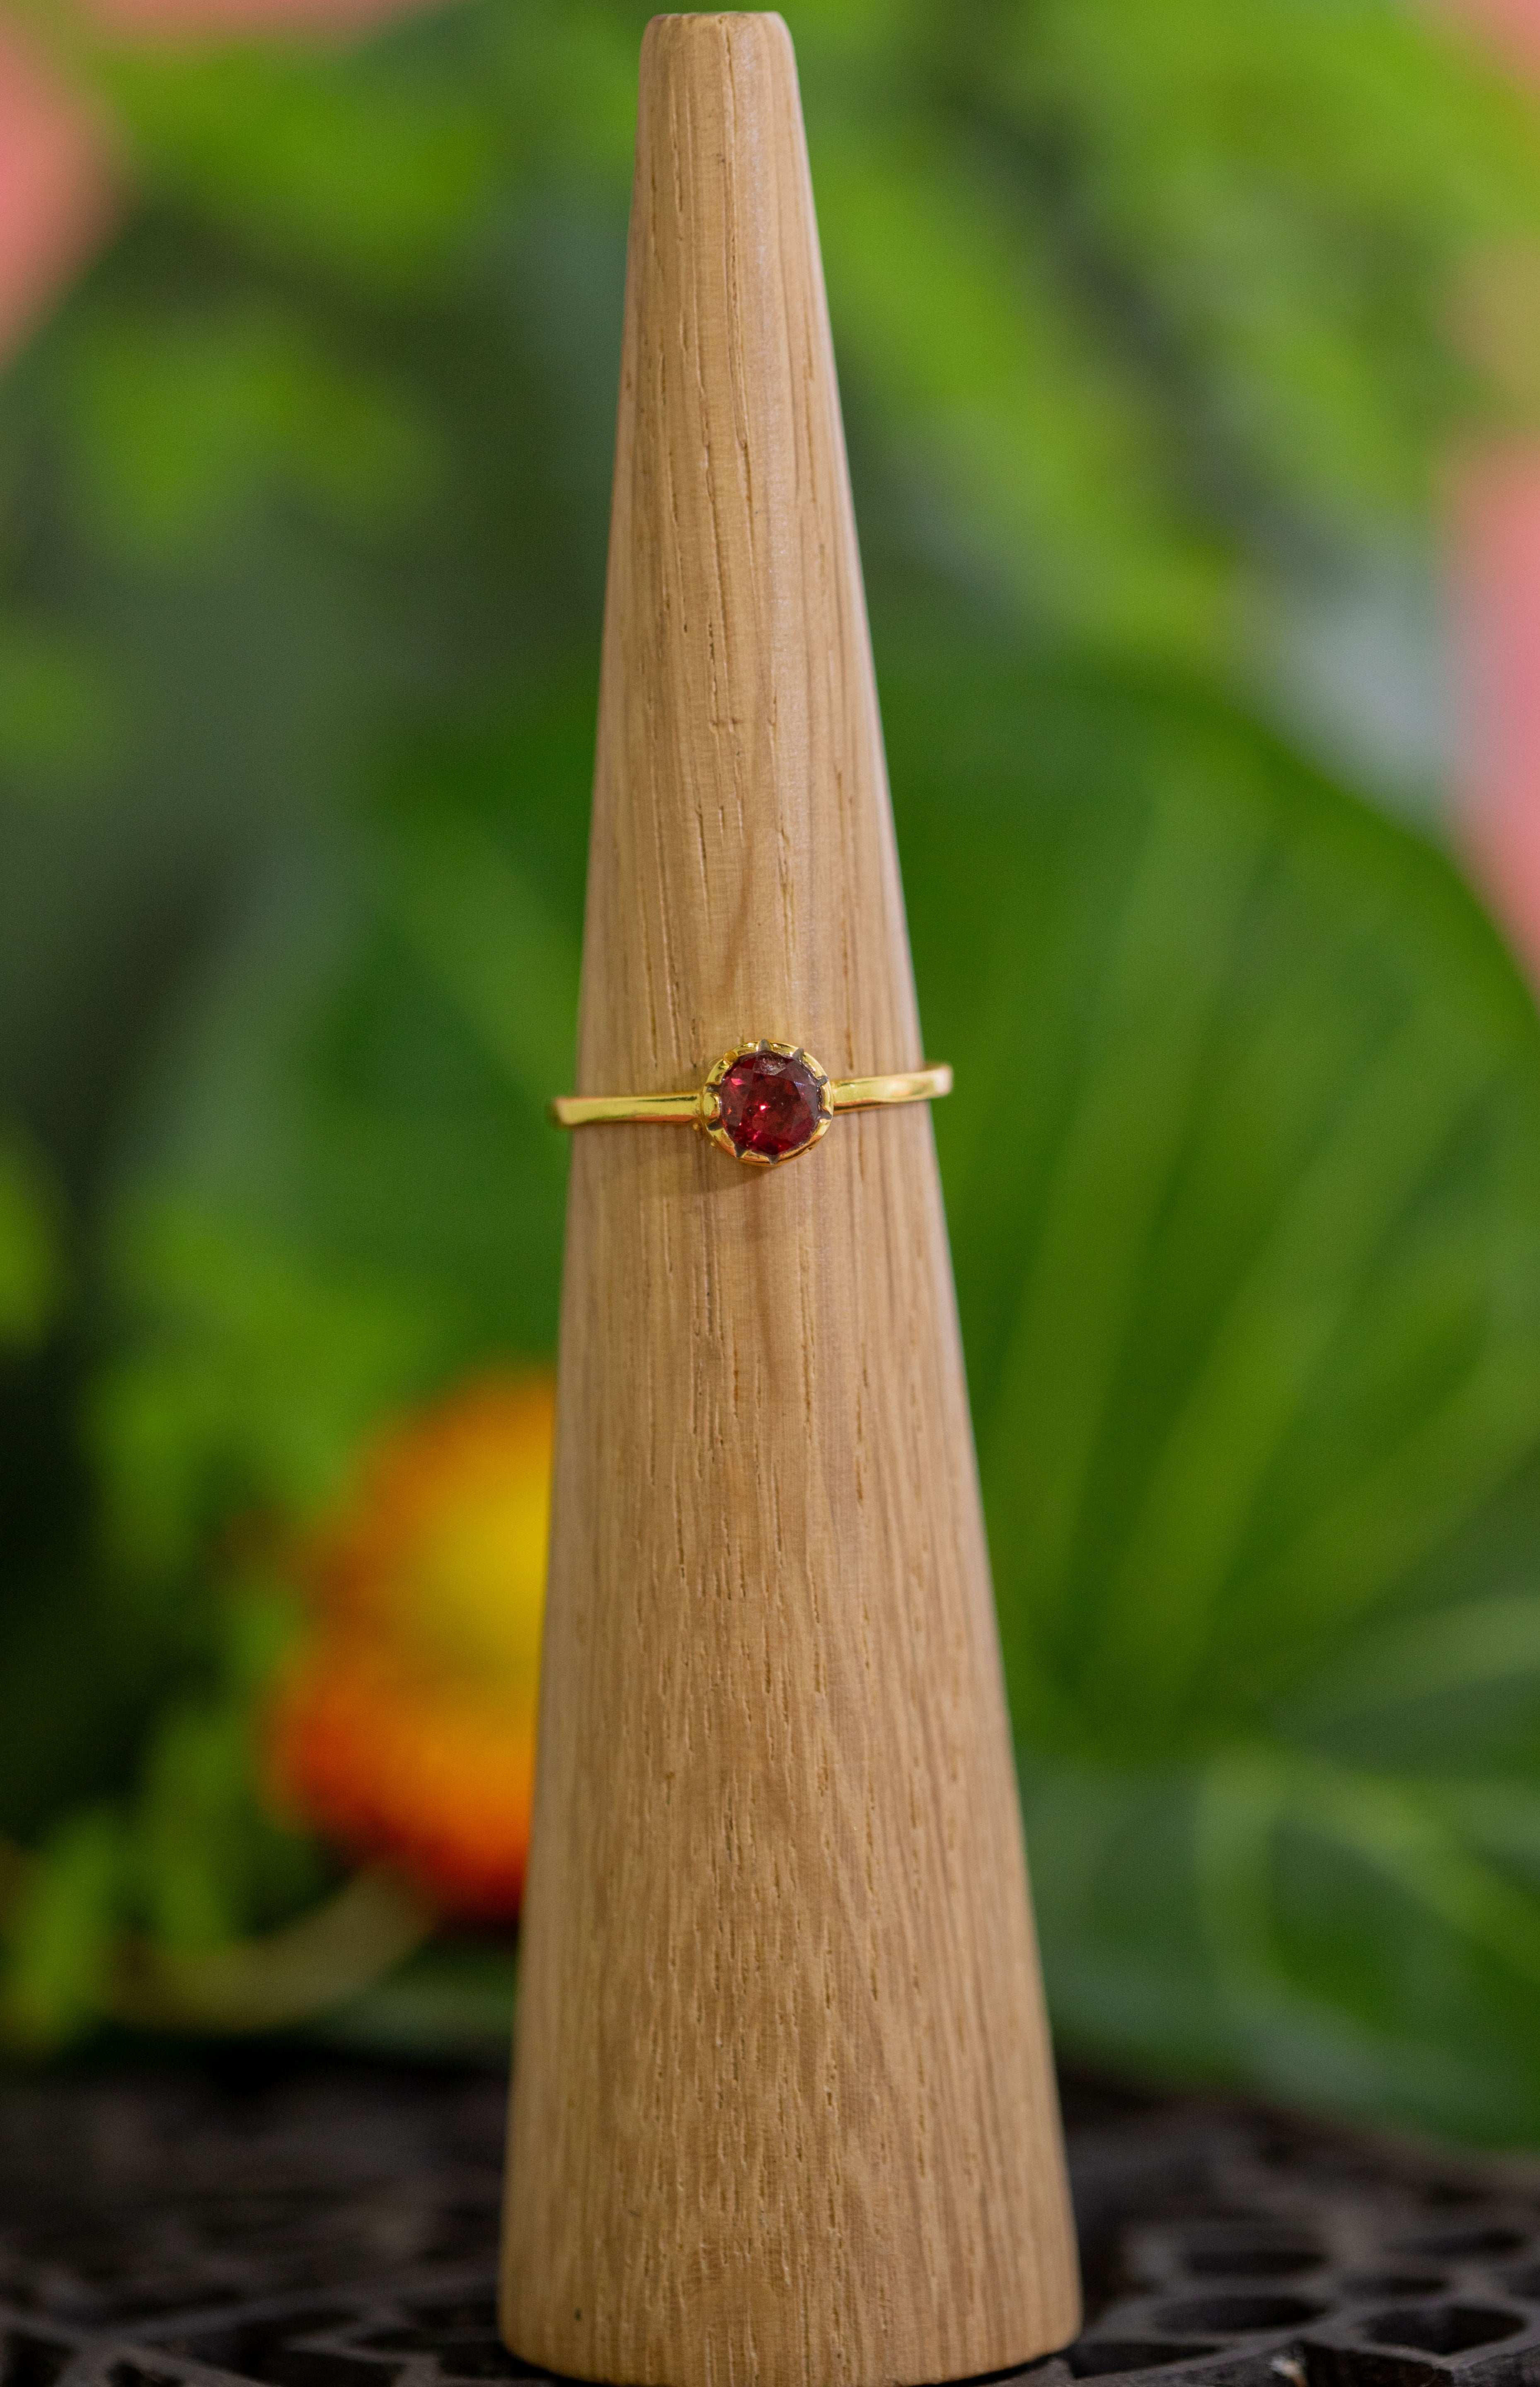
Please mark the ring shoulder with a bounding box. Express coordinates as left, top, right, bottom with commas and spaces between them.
831, 1065, 952, 1112
550, 1091, 699, 1129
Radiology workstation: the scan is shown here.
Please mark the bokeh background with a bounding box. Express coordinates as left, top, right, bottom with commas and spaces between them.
9, 0, 1540, 2143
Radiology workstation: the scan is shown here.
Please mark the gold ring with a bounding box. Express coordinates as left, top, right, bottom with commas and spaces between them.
549, 1039, 952, 1167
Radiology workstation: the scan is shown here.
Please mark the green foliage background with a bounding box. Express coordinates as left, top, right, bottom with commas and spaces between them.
7, 0, 1540, 2136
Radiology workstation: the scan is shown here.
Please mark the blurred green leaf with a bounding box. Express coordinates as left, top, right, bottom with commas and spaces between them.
816, 127, 1224, 656
892, 661, 1540, 2140
95, 1204, 441, 1577
381, 808, 581, 1108
964, 0, 1540, 527
1018, 1742, 1540, 2144
129, 1585, 327, 1952
0, 1809, 126, 2053
0, 621, 115, 786
59, 0, 1540, 657
65, 307, 437, 559
0, 1135, 62, 1351
321, 1933, 516, 2063
481, 0, 642, 186
0, 1584, 333, 2047
99, 37, 501, 290
87, 690, 591, 1591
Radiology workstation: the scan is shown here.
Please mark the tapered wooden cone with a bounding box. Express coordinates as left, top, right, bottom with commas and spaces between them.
500, 15, 1080, 2385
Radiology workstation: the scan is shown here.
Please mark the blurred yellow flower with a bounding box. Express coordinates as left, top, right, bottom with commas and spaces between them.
266, 1373, 552, 1922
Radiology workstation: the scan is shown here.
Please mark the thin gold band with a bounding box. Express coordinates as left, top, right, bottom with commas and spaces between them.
549, 1064, 952, 1131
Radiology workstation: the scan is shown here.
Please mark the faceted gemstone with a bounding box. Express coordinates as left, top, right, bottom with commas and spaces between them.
716, 1048, 825, 1160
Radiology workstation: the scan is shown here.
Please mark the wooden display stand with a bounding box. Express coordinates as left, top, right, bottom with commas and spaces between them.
500, 15, 1080, 2385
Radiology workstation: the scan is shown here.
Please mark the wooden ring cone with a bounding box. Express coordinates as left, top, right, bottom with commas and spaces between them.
499, 13, 1082, 2383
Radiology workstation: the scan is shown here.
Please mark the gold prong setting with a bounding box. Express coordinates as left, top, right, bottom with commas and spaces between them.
700, 1039, 834, 1165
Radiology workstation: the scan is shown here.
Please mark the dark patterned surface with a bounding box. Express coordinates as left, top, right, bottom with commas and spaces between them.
2, 2058, 1540, 2387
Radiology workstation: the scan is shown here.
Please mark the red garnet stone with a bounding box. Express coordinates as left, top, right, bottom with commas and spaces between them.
717, 1048, 826, 1161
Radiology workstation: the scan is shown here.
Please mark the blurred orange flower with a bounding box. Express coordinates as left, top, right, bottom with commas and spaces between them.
266, 1373, 553, 1922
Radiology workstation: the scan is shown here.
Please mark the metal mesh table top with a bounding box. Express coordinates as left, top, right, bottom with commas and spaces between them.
2, 2056, 1539, 2387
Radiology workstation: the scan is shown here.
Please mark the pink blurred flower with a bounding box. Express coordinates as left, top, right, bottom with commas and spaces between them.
0, 17, 111, 362
1442, 0, 1540, 983
1452, 445, 1540, 983
1448, 0, 1540, 83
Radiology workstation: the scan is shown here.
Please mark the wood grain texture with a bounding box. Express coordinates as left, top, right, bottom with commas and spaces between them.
499, 16, 1080, 2385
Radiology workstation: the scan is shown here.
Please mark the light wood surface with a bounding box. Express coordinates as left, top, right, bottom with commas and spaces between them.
499, 15, 1080, 2383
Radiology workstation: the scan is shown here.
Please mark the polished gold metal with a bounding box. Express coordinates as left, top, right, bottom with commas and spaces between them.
833, 1065, 954, 1111
549, 1089, 702, 1128
549, 1042, 952, 1164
